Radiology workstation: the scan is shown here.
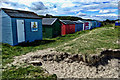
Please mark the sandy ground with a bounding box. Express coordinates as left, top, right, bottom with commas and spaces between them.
5, 48, 120, 78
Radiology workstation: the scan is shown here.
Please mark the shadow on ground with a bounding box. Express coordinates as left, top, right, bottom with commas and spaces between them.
17, 40, 56, 47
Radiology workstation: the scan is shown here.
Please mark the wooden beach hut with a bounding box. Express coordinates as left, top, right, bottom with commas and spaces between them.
0, 8, 42, 46
42, 18, 61, 38
60, 20, 75, 35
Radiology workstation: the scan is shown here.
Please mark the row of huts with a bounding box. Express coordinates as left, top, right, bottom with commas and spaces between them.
0, 8, 101, 46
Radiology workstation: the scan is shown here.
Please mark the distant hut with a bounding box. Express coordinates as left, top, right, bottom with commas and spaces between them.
91, 21, 97, 29
60, 20, 75, 35
73, 21, 83, 32
98, 22, 101, 27
115, 21, 120, 26
79, 20, 91, 30
86, 21, 92, 30
0, 8, 42, 46
42, 18, 61, 38
96, 21, 101, 27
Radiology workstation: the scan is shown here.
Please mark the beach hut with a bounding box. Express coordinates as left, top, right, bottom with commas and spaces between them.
94, 21, 98, 28
96, 21, 101, 27
73, 21, 83, 32
0, 8, 42, 46
115, 21, 120, 26
42, 18, 61, 38
60, 20, 75, 35
98, 22, 101, 27
86, 21, 92, 30
80, 20, 91, 30
91, 21, 97, 29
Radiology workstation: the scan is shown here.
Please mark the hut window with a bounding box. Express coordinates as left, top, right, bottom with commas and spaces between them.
31, 22, 38, 32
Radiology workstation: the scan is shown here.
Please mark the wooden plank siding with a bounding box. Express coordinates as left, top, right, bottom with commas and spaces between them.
11, 18, 42, 45
42, 19, 61, 38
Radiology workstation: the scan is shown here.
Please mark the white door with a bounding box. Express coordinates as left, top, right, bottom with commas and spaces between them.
17, 20, 25, 43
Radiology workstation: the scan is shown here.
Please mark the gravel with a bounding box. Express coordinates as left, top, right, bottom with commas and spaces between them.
41, 59, 119, 78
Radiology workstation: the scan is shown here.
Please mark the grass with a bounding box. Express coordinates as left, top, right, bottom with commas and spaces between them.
2, 65, 57, 80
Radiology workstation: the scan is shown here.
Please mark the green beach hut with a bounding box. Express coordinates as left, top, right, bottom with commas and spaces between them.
42, 18, 61, 38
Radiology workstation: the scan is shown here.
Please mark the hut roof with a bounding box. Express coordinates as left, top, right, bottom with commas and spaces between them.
42, 18, 58, 25
60, 20, 75, 25
78, 20, 85, 23
73, 21, 83, 24
1, 8, 41, 19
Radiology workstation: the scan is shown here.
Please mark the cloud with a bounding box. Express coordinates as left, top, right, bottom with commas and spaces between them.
1, 1, 29, 10
30, 1, 47, 10
3, 2, 27, 8
77, 12, 86, 16
99, 9, 117, 13
95, 14, 118, 20
81, 13, 118, 21
100, 14, 117, 16
0, 0, 118, 21
87, 9, 99, 12
61, 2, 75, 8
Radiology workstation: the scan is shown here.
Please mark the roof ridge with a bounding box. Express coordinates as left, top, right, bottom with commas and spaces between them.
42, 18, 58, 25
1, 8, 34, 13
1, 8, 41, 19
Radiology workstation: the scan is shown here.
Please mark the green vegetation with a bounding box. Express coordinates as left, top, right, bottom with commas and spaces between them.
2, 66, 57, 80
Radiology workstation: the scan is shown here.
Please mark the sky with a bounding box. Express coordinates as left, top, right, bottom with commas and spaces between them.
0, 0, 119, 21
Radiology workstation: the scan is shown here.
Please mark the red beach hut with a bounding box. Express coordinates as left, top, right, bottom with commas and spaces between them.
60, 20, 75, 35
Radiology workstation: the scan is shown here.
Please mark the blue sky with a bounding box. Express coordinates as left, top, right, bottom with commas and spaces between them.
0, 0, 119, 21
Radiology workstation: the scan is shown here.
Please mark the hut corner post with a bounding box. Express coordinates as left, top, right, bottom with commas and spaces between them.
0, 9, 2, 80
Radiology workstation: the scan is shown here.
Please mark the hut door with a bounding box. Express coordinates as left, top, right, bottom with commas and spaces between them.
17, 20, 25, 43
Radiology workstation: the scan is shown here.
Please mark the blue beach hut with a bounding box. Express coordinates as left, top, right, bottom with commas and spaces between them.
0, 8, 42, 46
73, 21, 83, 32
91, 21, 97, 29
97, 22, 101, 27
115, 21, 120, 26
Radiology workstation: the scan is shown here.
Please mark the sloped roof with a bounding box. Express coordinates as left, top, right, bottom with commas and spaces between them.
78, 20, 92, 23
60, 20, 75, 25
1, 8, 41, 19
73, 21, 83, 24
78, 20, 84, 23
42, 18, 58, 25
